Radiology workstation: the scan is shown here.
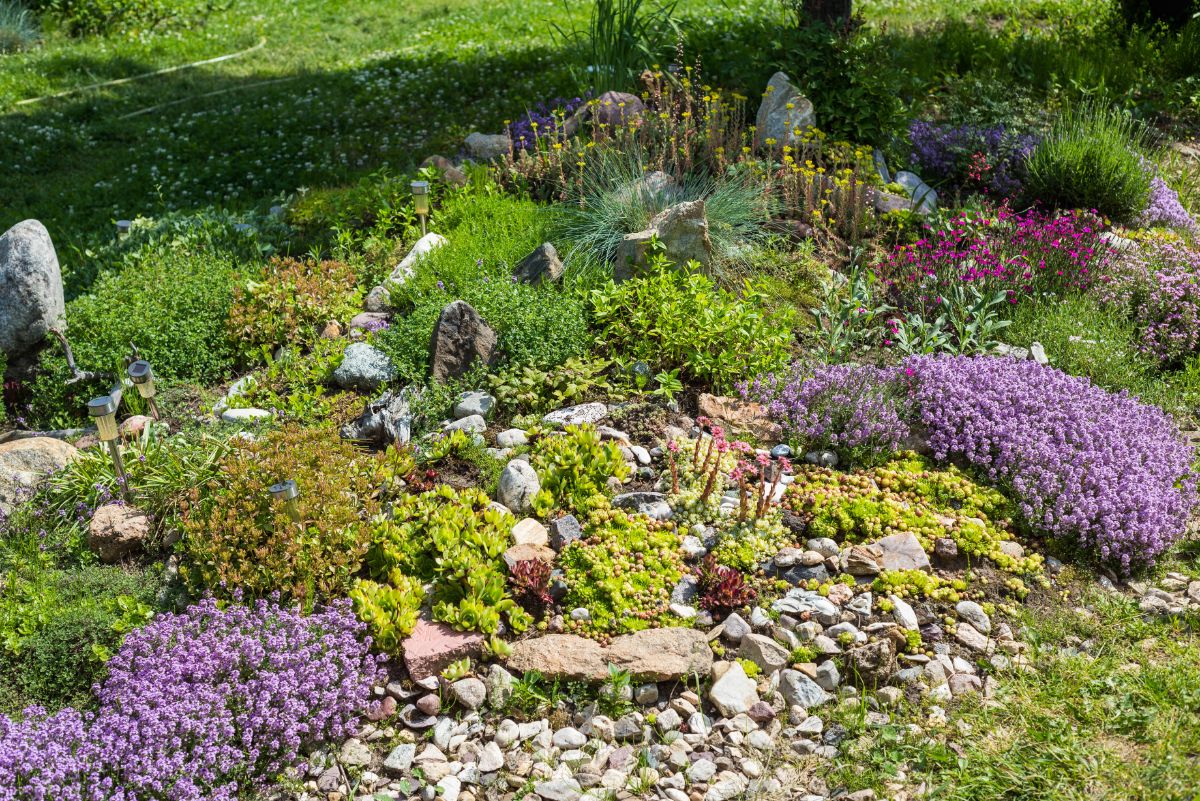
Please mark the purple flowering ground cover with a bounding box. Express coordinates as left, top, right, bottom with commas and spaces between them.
0, 597, 383, 801
750, 356, 1197, 572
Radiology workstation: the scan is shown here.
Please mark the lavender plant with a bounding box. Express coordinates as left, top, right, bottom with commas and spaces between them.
908, 120, 1039, 199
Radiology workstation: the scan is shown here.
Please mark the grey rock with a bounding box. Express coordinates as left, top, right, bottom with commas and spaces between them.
779, 670, 831, 709
552, 727, 587, 749
671, 576, 698, 605
955, 600, 992, 635
893, 170, 937, 214
476, 740, 504, 773
364, 283, 391, 311
634, 683, 658, 705
497, 460, 540, 514
390, 232, 447, 283
453, 390, 495, 420
496, 428, 528, 448
708, 662, 759, 717
542, 402, 607, 427
954, 622, 990, 653
464, 132, 510, 161
429, 301, 497, 382
722, 613, 752, 644
450, 677, 487, 710
844, 640, 896, 686
739, 633, 790, 673
613, 491, 672, 521
340, 387, 415, 445
339, 738, 374, 767
445, 414, 486, 433
549, 514, 584, 550
384, 743, 417, 775
890, 595, 919, 631
875, 532, 931, 573
1030, 341, 1048, 365
534, 778, 583, 801
0, 220, 65, 357
755, 72, 816, 146
333, 342, 397, 391
612, 714, 642, 742
0, 437, 78, 514
513, 242, 563, 284
814, 660, 840, 692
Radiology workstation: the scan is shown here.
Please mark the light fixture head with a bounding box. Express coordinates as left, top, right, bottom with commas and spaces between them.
87, 395, 120, 441
269, 479, 300, 502
411, 180, 430, 216
127, 360, 156, 398
116, 220, 132, 238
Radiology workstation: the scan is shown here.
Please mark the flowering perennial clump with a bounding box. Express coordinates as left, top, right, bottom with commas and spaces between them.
908, 120, 1039, 198
906, 355, 1197, 571
0, 597, 382, 801
1139, 175, 1197, 231
1095, 239, 1200, 367
875, 206, 1110, 312
740, 364, 910, 466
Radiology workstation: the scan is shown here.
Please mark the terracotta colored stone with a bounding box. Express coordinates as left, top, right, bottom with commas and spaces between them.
506, 628, 712, 682
402, 617, 486, 681
696, 394, 779, 441
503, 543, 556, 570
119, 415, 154, 439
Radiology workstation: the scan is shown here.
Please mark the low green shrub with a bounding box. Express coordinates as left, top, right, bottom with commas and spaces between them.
1024, 104, 1154, 222
590, 254, 796, 393
26, 243, 239, 429
227, 257, 361, 364
27, 0, 212, 36
178, 426, 387, 606
0, 563, 158, 712
488, 356, 614, 414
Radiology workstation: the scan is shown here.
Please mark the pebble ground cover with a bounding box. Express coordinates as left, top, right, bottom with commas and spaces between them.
1, 0, 1200, 800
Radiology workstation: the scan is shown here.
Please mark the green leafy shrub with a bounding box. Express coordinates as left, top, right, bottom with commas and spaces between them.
27, 0, 211, 36
227, 337, 355, 424
0, 564, 158, 712
531, 425, 629, 517
27, 244, 238, 429
359, 485, 532, 650
227, 257, 360, 364
559, 506, 685, 637
590, 255, 795, 393
783, 16, 907, 144
178, 426, 386, 606
1024, 104, 1154, 223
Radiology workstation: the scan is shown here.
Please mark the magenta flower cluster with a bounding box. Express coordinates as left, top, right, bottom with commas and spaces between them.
908, 120, 1039, 198
0, 597, 383, 801
905, 355, 1197, 571
1138, 175, 1197, 231
877, 206, 1110, 313
1095, 239, 1200, 367
739, 363, 910, 465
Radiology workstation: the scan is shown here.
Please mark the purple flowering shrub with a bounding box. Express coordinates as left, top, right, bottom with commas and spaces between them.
1138, 175, 1197, 231
746, 356, 1196, 571
908, 120, 1039, 198
906, 355, 1197, 571
740, 363, 911, 466
1095, 238, 1200, 367
0, 597, 383, 801
507, 95, 589, 151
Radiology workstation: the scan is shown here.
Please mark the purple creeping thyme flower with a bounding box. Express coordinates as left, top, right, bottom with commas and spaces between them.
1095, 239, 1200, 367
905, 355, 1197, 572
0, 597, 384, 801
1138, 175, 1197, 231
740, 363, 910, 464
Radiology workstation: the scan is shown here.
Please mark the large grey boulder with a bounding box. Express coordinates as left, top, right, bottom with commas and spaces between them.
755, 72, 816, 147
389, 232, 447, 284
497, 459, 540, 514
465, 132, 510, 161
429, 301, 497, 381
0, 220, 66, 357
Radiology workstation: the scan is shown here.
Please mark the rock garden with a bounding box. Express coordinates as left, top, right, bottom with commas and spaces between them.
2, 0, 1200, 799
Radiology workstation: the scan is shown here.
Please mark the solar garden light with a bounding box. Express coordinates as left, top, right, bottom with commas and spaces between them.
269, 479, 302, 523
116, 220, 132, 240
126, 360, 160, 420
411, 180, 430, 235
88, 393, 130, 500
